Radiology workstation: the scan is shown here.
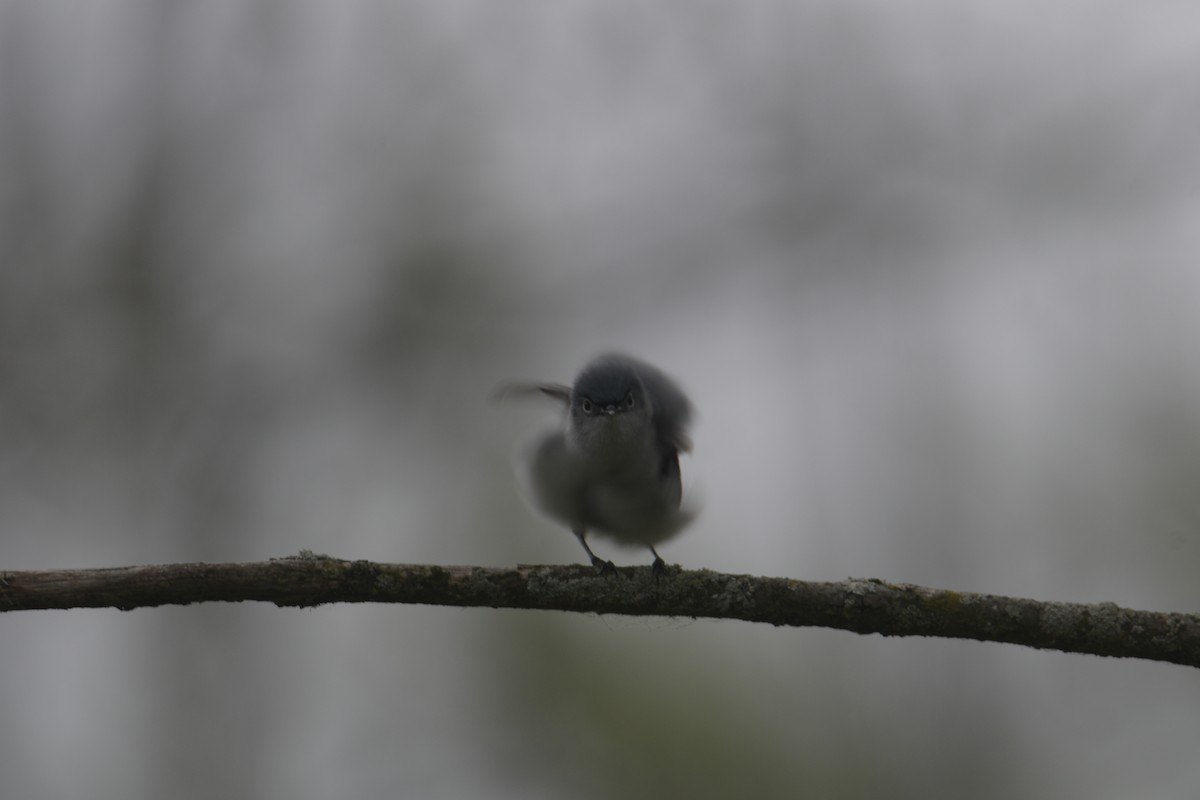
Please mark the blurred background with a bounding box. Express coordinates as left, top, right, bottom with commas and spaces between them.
3, 1, 1200, 797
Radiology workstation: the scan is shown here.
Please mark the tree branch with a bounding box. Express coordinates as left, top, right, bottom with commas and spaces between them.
2, 553, 1197, 668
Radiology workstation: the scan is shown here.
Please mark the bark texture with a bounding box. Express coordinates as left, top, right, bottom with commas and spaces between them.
2, 553, 1197, 668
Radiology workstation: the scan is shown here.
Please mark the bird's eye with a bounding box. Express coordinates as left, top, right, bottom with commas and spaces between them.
624, 392, 635, 408
581, 398, 594, 414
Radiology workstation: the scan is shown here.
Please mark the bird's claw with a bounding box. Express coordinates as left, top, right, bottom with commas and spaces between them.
590, 556, 619, 577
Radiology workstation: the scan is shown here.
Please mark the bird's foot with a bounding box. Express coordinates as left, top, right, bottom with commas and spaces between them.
590, 555, 619, 577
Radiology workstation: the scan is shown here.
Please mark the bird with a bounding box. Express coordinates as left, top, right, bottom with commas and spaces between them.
495, 353, 696, 575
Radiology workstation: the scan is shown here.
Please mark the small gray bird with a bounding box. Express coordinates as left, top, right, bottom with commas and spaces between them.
496, 354, 696, 574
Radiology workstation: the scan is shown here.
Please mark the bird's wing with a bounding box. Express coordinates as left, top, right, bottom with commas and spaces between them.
491, 381, 571, 407
629, 361, 693, 453
658, 446, 683, 507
